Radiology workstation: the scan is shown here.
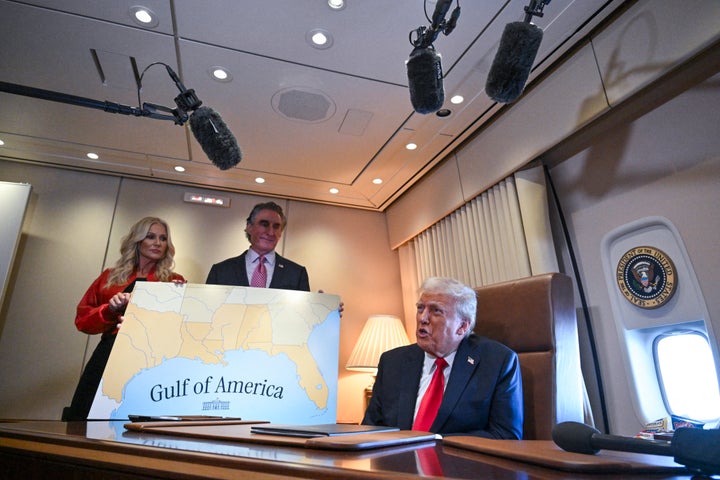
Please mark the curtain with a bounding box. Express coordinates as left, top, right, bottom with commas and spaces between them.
398, 175, 527, 315
397, 165, 560, 326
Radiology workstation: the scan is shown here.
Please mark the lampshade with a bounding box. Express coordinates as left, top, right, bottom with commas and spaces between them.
346, 314, 410, 373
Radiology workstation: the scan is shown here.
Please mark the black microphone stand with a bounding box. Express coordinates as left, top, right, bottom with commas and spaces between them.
0, 80, 187, 125
523, 0, 551, 23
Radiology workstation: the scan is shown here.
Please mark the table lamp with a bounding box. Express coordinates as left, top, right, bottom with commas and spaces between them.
346, 314, 410, 409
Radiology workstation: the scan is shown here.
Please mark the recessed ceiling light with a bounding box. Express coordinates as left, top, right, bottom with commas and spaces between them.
87, 152, 99, 160
174, 165, 186, 172
329, 188, 339, 194
372, 178, 383, 185
405, 143, 417, 150
307, 28, 334, 49
209, 66, 232, 83
436, 108, 451, 117
328, 0, 345, 10
0, 139, 4, 146
129, 6, 159, 28
450, 95, 464, 104
255, 177, 266, 184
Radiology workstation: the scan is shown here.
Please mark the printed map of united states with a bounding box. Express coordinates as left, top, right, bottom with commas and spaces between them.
89, 283, 341, 424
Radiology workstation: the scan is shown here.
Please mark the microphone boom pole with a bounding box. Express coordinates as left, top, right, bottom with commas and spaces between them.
0, 80, 183, 123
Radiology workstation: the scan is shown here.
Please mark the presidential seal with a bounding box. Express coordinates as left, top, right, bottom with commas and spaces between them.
616, 246, 677, 309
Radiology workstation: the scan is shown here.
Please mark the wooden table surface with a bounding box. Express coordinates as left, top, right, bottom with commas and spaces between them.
0, 420, 695, 480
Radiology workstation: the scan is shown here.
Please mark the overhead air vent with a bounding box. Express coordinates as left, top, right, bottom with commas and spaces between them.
90, 49, 140, 91
271, 87, 336, 123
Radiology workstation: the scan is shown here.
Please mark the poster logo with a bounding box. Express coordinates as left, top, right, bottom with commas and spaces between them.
616, 246, 677, 309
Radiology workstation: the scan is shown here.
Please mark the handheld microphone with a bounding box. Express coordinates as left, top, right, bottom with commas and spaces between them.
406, 46, 444, 114
485, 20, 543, 104
165, 65, 242, 170
552, 421, 720, 475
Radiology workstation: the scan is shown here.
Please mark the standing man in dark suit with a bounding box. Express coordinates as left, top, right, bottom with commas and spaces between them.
206, 201, 310, 291
362, 276, 523, 439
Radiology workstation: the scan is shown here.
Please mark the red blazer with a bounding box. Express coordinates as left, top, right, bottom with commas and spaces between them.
75, 268, 185, 336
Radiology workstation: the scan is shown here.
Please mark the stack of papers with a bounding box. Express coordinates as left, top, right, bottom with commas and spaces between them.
250, 423, 400, 438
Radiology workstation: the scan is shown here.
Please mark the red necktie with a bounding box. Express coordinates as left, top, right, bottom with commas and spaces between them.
416, 446, 444, 476
413, 357, 448, 431
250, 255, 267, 287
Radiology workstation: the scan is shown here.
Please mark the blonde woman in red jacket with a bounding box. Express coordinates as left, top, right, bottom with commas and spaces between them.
64, 216, 185, 420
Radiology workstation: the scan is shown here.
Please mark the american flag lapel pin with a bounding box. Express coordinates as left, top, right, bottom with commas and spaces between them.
467, 356, 475, 365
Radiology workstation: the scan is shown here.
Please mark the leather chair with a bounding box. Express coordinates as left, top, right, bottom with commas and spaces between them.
473, 272, 585, 440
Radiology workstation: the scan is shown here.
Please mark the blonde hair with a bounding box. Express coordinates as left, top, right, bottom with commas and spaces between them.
106, 217, 177, 287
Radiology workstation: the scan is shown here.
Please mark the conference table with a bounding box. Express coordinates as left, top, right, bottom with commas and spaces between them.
0, 420, 694, 479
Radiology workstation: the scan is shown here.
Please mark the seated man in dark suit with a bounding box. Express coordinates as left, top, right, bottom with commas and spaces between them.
362, 276, 523, 439
206, 201, 310, 291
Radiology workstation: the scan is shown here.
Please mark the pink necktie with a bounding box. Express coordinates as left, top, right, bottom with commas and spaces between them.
413, 357, 448, 431
250, 255, 267, 287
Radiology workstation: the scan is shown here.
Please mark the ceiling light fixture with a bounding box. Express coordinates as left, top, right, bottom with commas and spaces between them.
209, 66, 232, 83
174, 165, 186, 172
372, 178, 383, 185
329, 188, 339, 194
87, 152, 99, 160
450, 95, 464, 104
129, 6, 159, 28
328, 0, 345, 10
255, 177, 266, 184
307, 28, 334, 49
405, 143, 417, 150
0, 139, 4, 146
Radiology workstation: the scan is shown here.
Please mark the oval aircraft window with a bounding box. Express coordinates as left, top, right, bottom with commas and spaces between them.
654, 331, 720, 422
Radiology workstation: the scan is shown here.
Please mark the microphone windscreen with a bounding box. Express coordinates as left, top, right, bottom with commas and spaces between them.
485, 21, 543, 104
407, 47, 444, 114
552, 421, 600, 455
672, 427, 720, 475
189, 106, 242, 170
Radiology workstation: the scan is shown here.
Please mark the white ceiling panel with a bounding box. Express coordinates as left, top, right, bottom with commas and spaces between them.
0, 0, 626, 210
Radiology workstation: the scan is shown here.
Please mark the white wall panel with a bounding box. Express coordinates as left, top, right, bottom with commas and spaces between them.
548, 72, 720, 435
592, 0, 720, 107
386, 155, 465, 248
456, 42, 607, 205
0, 162, 119, 419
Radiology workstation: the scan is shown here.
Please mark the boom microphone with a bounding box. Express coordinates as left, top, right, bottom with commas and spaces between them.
189, 107, 242, 170
406, 0, 460, 114
485, 20, 543, 104
407, 46, 444, 114
165, 65, 242, 170
552, 421, 720, 475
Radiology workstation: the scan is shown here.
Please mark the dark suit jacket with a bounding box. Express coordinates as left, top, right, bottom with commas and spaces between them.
362, 334, 523, 439
206, 251, 310, 291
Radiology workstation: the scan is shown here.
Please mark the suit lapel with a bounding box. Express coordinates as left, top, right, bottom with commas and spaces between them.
397, 345, 425, 429
433, 336, 481, 430
269, 254, 286, 288
236, 252, 249, 286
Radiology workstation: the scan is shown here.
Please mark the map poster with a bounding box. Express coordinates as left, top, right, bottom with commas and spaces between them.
88, 282, 341, 424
